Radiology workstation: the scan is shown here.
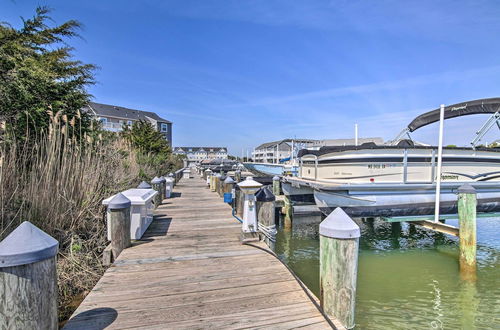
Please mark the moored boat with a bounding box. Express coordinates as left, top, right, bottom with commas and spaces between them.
289, 98, 500, 217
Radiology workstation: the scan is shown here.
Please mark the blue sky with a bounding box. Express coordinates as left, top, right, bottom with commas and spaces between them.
3, 0, 500, 154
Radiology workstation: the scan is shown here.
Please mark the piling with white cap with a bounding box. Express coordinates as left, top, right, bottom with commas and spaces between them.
319, 208, 360, 329
137, 181, 152, 189
205, 169, 212, 187
165, 176, 174, 198
223, 176, 236, 204
107, 193, 132, 259
151, 176, 163, 206
0, 221, 59, 329
158, 176, 167, 201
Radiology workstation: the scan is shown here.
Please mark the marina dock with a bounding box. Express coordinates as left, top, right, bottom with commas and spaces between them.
64, 177, 334, 329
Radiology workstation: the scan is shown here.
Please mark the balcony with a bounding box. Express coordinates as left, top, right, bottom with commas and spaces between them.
101, 122, 125, 132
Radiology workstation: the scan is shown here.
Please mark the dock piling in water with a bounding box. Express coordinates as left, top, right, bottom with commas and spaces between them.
458, 183, 477, 280
320, 207, 360, 329
0, 222, 59, 330
272, 175, 281, 195
283, 195, 293, 230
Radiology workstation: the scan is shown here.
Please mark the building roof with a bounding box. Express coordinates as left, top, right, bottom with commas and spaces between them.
173, 147, 227, 153
255, 139, 319, 150
320, 137, 384, 146
84, 102, 172, 123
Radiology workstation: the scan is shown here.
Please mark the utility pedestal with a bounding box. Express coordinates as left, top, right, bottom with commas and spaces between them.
237, 177, 262, 242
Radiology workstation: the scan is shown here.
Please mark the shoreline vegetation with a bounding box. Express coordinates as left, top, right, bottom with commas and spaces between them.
0, 7, 183, 321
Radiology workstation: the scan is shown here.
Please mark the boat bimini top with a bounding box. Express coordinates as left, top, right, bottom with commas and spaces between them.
391, 97, 500, 147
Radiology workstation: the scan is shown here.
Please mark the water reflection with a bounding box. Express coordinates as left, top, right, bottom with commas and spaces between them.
274, 217, 500, 329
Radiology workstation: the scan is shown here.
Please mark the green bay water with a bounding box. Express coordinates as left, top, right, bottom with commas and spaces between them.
274, 217, 500, 329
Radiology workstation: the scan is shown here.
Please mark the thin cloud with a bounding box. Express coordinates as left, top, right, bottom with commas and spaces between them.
227, 65, 500, 108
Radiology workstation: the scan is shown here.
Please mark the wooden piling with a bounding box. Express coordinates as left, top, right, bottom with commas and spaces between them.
272, 175, 281, 196
256, 187, 276, 246
283, 195, 293, 230
0, 222, 59, 329
213, 174, 220, 193
218, 174, 226, 197
320, 208, 360, 329
223, 176, 235, 194
457, 183, 477, 280
234, 170, 241, 183
235, 187, 244, 217
159, 176, 167, 201
151, 177, 163, 206
108, 193, 132, 259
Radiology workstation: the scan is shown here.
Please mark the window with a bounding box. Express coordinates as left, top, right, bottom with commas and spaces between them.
99, 117, 107, 124
161, 123, 168, 132
127, 120, 133, 126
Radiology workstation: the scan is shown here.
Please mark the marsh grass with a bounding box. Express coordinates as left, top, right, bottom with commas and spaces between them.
0, 111, 172, 321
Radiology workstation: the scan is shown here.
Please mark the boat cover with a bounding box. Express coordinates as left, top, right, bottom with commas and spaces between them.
407, 97, 500, 132
297, 144, 499, 157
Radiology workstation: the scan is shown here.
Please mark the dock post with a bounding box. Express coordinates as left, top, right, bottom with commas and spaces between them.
159, 176, 167, 201
218, 174, 226, 197
151, 176, 163, 206
137, 181, 152, 189
205, 169, 212, 187
107, 193, 132, 260
165, 176, 174, 198
235, 187, 244, 217
237, 177, 263, 241
256, 187, 277, 247
235, 169, 241, 183
212, 174, 220, 193
223, 176, 236, 203
0, 222, 59, 329
320, 208, 360, 329
272, 175, 281, 195
210, 174, 217, 192
283, 195, 293, 230
457, 183, 477, 280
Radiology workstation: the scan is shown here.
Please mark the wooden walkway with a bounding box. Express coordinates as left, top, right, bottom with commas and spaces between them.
64, 176, 333, 329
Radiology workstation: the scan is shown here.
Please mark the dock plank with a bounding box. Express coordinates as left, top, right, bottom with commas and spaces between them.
64, 176, 332, 329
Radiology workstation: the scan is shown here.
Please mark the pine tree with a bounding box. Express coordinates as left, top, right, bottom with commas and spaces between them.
0, 6, 96, 141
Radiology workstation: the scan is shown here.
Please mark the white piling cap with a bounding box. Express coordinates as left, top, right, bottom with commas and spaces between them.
0, 221, 59, 267
151, 176, 162, 184
458, 183, 476, 194
319, 208, 360, 239
224, 177, 235, 184
273, 175, 280, 181
108, 193, 131, 210
237, 176, 262, 189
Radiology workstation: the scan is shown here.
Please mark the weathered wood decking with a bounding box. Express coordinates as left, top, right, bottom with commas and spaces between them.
64, 177, 333, 329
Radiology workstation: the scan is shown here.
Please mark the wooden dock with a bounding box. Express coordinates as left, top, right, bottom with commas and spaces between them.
64, 177, 334, 329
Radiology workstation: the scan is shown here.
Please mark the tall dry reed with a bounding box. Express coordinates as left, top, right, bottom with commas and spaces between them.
0, 111, 164, 320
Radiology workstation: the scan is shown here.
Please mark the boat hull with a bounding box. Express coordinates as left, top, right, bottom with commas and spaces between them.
243, 162, 298, 176
281, 182, 315, 204
314, 183, 500, 217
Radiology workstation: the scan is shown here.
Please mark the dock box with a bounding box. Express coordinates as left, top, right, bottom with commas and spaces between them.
183, 169, 191, 179
103, 188, 157, 240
